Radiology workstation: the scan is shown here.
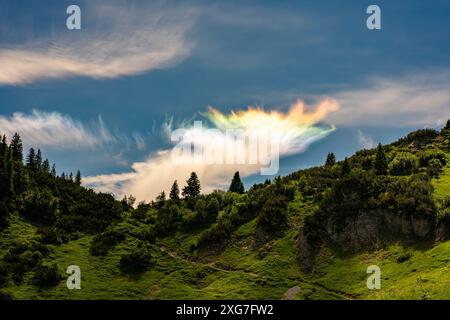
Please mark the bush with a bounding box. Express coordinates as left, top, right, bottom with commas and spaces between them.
0, 201, 10, 230
403, 129, 438, 145
119, 245, 152, 273
427, 158, 444, 177
0, 262, 9, 286
2, 241, 48, 284
136, 226, 156, 243
90, 227, 125, 256
256, 194, 288, 231
20, 188, 59, 224
131, 203, 150, 220
155, 204, 181, 233
396, 252, 412, 263
389, 153, 417, 176
196, 217, 234, 247
33, 263, 61, 287
442, 196, 450, 208
0, 290, 14, 300
418, 150, 447, 167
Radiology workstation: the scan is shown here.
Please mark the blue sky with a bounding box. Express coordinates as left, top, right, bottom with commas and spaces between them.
1, 0, 449, 201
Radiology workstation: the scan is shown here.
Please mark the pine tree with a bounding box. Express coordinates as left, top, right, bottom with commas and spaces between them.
445, 120, 450, 130
169, 180, 180, 200
229, 171, 244, 193
156, 191, 166, 208
325, 152, 336, 167
10, 134, 24, 194
35, 149, 42, 171
10, 133, 23, 163
182, 172, 201, 199
51, 164, 57, 177
374, 143, 388, 175
75, 170, 81, 185
6, 154, 15, 198
341, 158, 351, 176
26, 148, 36, 171
42, 159, 50, 173
0, 135, 7, 199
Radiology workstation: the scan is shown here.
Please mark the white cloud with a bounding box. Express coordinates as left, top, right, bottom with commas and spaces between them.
326, 72, 450, 127
357, 130, 375, 149
0, 110, 114, 149
83, 99, 338, 202
0, 2, 199, 85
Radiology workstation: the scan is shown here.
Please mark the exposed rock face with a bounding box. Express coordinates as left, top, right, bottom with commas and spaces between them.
435, 219, 450, 242
297, 210, 438, 272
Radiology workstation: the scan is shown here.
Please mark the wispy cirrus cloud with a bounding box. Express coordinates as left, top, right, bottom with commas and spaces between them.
0, 2, 199, 85
357, 130, 376, 149
326, 72, 450, 127
258, 71, 450, 128
0, 110, 114, 149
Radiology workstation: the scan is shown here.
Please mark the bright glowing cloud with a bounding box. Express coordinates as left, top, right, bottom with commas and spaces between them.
0, 2, 198, 85
83, 99, 339, 202
0, 110, 114, 149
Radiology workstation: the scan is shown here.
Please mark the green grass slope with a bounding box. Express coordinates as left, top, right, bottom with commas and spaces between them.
1, 129, 450, 300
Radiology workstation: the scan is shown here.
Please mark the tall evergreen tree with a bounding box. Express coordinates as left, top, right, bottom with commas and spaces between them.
169, 180, 180, 200
5, 149, 14, 196
42, 159, 50, 173
325, 152, 336, 167
35, 149, 43, 171
229, 171, 244, 193
444, 119, 450, 130
51, 164, 57, 177
0, 135, 7, 198
9, 134, 25, 194
182, 172, 201, 199
26, 148, 36, 171
156, 191, 166, 209
75, 170, 81, 185
374, 143, 388, 175
10, 133, 23, 162
341, 158, 351, 176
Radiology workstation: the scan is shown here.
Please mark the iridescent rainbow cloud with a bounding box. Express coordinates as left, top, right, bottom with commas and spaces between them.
84, 98, 339, 202
204, 98, 339, 155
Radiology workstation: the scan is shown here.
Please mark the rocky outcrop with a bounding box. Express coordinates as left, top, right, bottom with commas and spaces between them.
297, 210, 438, 272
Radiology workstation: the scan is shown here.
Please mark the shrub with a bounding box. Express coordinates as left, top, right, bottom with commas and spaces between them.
33, 263, 61, 287
155, 204, 181, 233
89, 227, 125, 256
20, 188, 59, 224
427, 158, 444, 177
0, 290, 13, 300
403, 129, 438, 145
196, 217, 234, 247
396, 251, 412, 263
389, 153, 417, 176
119, 245, 152, 273
256, 195, 288, 231
131, 203, 150, 220
136, 226, 156, 243
0, 262, 9, 286
418, 150, 447, 167
0, 201, 9, 230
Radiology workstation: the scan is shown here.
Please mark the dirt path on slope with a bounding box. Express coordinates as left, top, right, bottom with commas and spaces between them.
158, 245, 357, 300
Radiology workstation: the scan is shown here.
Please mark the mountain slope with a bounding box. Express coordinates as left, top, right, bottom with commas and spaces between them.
1, 125, 450, 300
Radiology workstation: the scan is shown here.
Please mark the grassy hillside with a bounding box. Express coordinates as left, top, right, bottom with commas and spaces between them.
1, 126, 450, 300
